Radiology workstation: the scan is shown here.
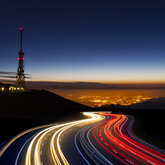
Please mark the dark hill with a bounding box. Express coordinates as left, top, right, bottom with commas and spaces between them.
0, 89, 92, 143
130, 97, 165, 110
0, 89, 92, 121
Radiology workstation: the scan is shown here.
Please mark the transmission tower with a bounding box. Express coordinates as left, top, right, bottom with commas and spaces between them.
16, 27, 25, 87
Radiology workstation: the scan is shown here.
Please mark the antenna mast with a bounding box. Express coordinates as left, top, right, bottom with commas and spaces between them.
16, 27, 25, 87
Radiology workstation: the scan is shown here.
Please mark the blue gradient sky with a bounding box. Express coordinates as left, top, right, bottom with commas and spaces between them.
0, 0, 165, 82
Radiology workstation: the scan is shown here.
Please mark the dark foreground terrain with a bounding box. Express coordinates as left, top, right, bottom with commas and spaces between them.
0, 89, 92, 145
0, 89, 165, 151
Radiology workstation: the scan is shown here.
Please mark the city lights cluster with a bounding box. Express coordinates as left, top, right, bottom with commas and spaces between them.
78, 95, 153, 107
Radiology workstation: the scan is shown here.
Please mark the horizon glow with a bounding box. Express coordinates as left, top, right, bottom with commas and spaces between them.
0, 1, 165, 83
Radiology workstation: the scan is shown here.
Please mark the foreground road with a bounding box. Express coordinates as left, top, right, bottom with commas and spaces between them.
0, 112, 165, 165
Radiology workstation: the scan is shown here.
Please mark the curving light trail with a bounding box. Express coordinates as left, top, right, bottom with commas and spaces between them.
25, 112, 102, 165
91, 113, 165, 165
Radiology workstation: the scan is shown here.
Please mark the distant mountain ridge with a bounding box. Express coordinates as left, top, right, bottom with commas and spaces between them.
2, 81, 165, 89
25, 81, 165, 89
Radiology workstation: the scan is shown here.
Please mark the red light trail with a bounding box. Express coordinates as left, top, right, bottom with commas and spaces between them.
92, 113, 165, 165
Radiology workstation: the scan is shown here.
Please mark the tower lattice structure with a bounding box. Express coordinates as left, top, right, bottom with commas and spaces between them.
16, 28, 25, 87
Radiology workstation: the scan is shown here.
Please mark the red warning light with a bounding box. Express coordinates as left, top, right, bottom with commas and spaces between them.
20, 28, 23, 30
18, 57, 24, 60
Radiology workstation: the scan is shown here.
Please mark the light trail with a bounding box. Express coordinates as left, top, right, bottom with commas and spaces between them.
25, 112, 102, 165
91, 113, 165, 165
74, 131, 91, 165
86, 126, 114, 165
0, 123, 55, 157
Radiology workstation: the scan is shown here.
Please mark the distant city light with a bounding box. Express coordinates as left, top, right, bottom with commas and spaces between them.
78, 95, 153, 107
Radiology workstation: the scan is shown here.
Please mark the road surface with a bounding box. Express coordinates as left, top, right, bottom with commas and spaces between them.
0, 112, 165, 165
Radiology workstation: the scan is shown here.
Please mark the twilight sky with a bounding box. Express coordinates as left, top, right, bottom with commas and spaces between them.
0, 0, 165, 83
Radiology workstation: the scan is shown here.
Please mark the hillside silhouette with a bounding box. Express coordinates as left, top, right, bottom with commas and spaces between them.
0, 89, 92, 144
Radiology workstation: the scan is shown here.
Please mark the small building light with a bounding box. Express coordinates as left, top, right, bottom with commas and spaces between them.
1, 87, 5, 91
21, 88, 24, 91
9, 86, 14, 91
